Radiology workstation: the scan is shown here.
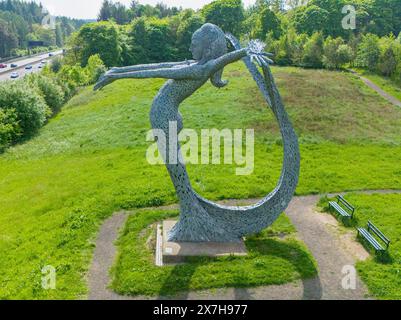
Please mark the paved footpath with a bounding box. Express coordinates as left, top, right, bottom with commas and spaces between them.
88, 190, 401, 300
349, 70, 401, 108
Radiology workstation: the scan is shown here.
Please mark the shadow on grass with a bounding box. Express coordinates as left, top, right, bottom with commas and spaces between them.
318, 196, 359, 228
356, 235, 393, 264
157, 238, 322, 300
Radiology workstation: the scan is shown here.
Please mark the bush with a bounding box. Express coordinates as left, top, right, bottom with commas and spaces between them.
252, 7, 282, 40
302, 32, 324, 68
26, 74, 65, 114
323, 37, 352, 69
85, 54, 107, 84
378, 46, 397, 77
50, 56, 63, 73
0, 108, 20, 152
0, 82, 50, 140
336, 44, 353, 65
356, 34, 380, 71
55, 77, 77, 101
58, 64, 90, 87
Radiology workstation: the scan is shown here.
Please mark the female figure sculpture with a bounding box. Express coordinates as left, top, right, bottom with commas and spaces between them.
95, 23, 300, 243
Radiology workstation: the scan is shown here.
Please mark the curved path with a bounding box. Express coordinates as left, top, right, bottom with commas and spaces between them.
349, 69, 401, 108
88, 190, 401, 300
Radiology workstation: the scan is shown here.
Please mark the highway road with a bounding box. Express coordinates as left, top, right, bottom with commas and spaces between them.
0, 50, 63, 82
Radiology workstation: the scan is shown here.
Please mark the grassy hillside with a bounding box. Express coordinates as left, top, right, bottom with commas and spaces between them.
1, 63, 401, 299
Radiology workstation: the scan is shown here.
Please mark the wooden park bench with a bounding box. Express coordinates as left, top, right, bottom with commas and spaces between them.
357, 221, 391, 254
329, 195, 355, 219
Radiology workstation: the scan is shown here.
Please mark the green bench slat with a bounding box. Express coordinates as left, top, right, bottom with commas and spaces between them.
337, 195, 355, 213
368, 221, 390, 246
329, 201, 351, 218
358, 228, 385, 251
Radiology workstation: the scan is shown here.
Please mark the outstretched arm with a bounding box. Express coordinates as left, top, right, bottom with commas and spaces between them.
209, 48, 248, 74
109, 60, 196, 74
94, 64, 205, 91
209, 41, 273, 74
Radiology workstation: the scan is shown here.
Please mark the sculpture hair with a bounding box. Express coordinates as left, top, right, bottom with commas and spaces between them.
193, 23, 228, 88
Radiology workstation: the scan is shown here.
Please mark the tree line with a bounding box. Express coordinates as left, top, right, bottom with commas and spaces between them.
0, 0, 87, 59
65, 0, 401, 84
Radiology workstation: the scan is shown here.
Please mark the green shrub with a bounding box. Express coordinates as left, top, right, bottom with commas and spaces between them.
55, 77, 77, 102
59, 64, 90, 87
0, 82, 50, 140
50, 56, 64, 73
0, 108, 20, 152
26, 74, 65, 114
323, 37, 352, 69
356, 34, 380, 71
85, 54, 107, 84
302, 32, 324, 68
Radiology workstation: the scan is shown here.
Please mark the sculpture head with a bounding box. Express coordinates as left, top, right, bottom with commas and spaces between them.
190, 23, 228, 88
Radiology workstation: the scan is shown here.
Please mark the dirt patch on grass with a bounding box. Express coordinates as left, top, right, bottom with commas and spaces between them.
314, 211, 370, 262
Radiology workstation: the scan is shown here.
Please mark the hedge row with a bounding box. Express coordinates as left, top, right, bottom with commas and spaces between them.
0, 54, 106, 152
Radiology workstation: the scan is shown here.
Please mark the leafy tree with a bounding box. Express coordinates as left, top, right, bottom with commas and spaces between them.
112, 2, 130, 24
126, 17, 148, 64
74, 21, 121, 67
252, 6, 282, 39
378, 46, 397, 77
50, 56, 63, 73
144, 18, 175, 62
355, 33, 380, 71
376, 36, 399, 77
322, 37, 352, 69
201, 0, 244, 36
0, 10, 29, 46
55, 24, 64, 47
0, 18, 17, 57
0, 82, 50, 139
362, 0, 401, 36
336, 44, 353, 66
292, 5, 329, 36
129, 0, 141, 18
126, 17, 175, 64
302, 32, 324, 68
269, 28, 306, 66
98, 0, 113, 21
31, 24, 56, 46
58, 64, 89, 86
176, 11, 204, 59
309, 0, 347, 37
85, 54, 107, 84
155, 3, 181, 18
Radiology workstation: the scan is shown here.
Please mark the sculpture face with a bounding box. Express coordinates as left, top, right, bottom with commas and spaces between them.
190, 34, 203, 61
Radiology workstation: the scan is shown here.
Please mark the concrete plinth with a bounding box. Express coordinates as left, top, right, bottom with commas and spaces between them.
156, 220, 248, 265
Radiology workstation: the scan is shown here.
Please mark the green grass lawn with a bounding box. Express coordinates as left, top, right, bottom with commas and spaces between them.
352, 68, 401, 102
1, 63, 401, 299
112, 210, 317, 296
320, 193, 401, 300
